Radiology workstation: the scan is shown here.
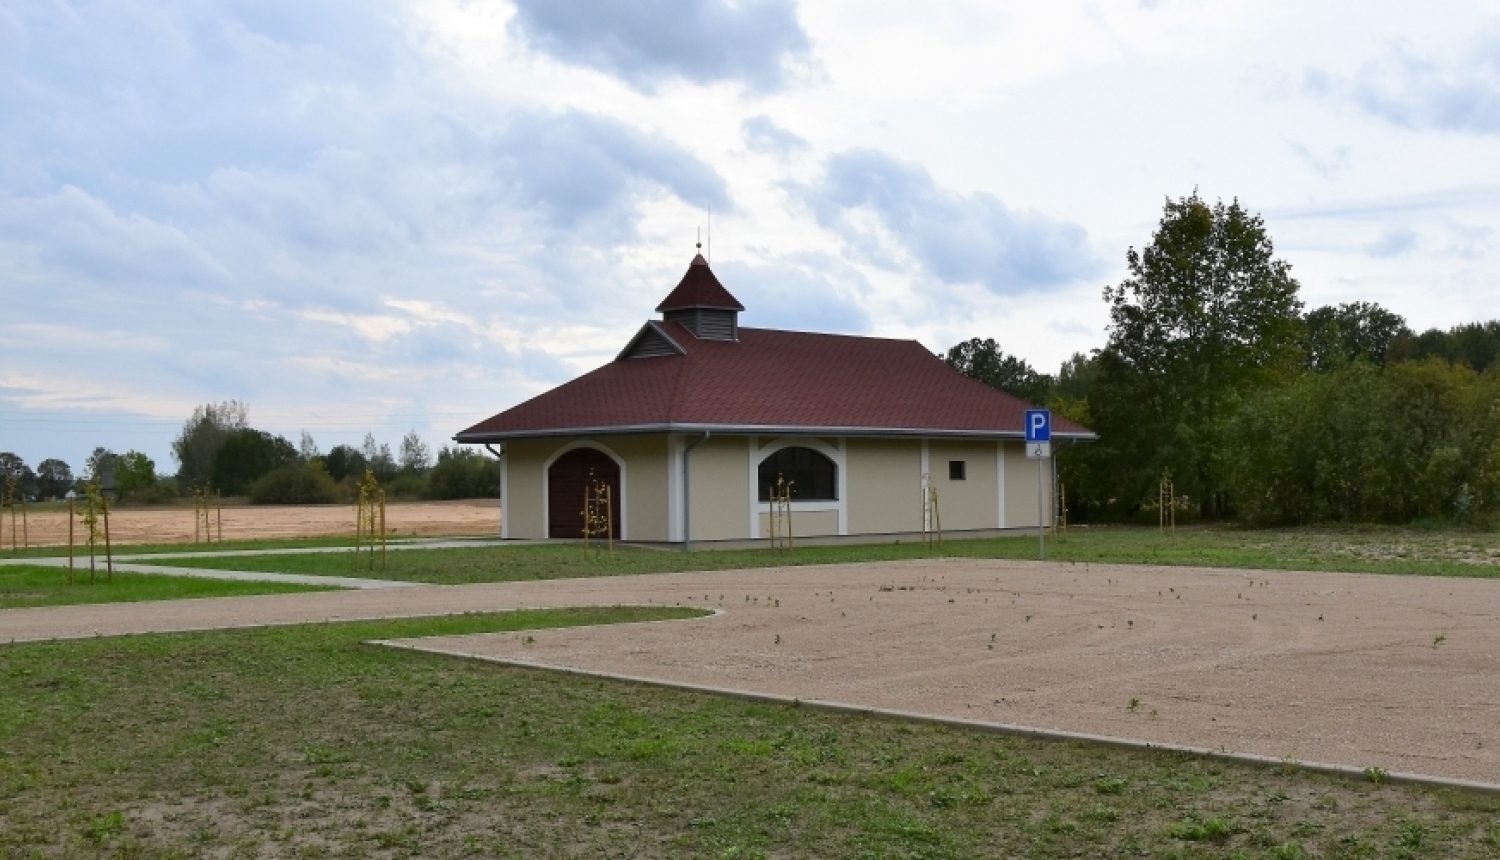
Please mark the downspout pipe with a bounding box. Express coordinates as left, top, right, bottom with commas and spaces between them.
484, 444, 504, 538
682, 431, 710, 551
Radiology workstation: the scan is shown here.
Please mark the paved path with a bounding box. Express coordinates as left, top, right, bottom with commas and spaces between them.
110, 537, 534, 561
0, 537, 548, 589
0, 537, 523, 565
3, 555, 416, 590
3, 558, 1498, 786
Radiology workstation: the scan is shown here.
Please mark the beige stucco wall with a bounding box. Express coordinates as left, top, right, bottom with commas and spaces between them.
1002, 441, 1053, 528
687, 435, 751, 542
929, 440, 999, 531
503, 438, 550, 539
846, 438, 922, 534
607, 435, 671, 542
759, 508, 839, 538
502, 435, 672, 541
503, 433, 1049, 542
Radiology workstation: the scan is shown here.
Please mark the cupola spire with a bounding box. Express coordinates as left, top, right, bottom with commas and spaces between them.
655, 253, 743, 341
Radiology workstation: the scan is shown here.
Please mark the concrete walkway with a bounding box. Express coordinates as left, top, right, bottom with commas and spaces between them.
4, 554, 416, 590
4, 557, 1499, 788
0, 536, 539, 567
0, 536, 560, 589
112, 537, 524, 561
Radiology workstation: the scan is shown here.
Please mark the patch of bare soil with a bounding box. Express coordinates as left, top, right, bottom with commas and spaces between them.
13, 500, 499, 546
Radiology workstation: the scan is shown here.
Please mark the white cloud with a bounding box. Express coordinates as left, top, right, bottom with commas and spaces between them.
796, 148, 1099, 294
507, 0, 812, 93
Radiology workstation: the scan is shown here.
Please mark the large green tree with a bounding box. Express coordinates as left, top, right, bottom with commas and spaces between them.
1304, 301, 1410, 370
942, 338, 1053, 405
0, 453, 36, 498
35, 459, 72, 499
173, 401, 249, 489
1389, 321, 1500, 372
114, 450, 158, 498
320, 445, 368, 483
1092, 192, 1304, 516
212, 430, 298, 496
84, 447, 117, 482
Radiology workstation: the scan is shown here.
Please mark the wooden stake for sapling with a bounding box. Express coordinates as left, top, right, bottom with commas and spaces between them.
102, 495, 113, 581
67, 498, 75, 585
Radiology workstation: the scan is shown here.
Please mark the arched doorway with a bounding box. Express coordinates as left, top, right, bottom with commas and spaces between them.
548, 447, 621, 539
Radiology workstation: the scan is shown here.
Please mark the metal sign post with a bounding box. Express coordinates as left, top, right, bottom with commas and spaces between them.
1025, 409, 1051, 561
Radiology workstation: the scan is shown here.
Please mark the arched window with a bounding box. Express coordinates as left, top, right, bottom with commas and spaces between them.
758, 446, 837, 501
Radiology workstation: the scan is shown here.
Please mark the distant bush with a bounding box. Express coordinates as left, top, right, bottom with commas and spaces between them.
427, 447, 499, 500
386, 473, 426, 501
123, 482, 179, 506
248, 462, 339, 505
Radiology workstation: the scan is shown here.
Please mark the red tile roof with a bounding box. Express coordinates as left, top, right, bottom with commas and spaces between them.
655, 254, 746, 312
457, 323, 1094, 441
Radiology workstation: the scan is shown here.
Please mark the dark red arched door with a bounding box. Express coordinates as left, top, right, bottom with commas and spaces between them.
548, 448, 621, 539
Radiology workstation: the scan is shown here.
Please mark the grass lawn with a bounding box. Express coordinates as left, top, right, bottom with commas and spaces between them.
144, 525, 1500, 585
0, 564, 333, 610
1, 609, 1495, 858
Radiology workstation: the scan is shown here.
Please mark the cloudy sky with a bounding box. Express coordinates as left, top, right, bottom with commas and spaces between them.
3, 0, 1499, 474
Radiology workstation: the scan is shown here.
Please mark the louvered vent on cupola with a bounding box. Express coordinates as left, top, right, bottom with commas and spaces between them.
655, 253, 744, 341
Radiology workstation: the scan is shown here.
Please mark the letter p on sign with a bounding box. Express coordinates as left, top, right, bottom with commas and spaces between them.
1025, 409, 1051, 443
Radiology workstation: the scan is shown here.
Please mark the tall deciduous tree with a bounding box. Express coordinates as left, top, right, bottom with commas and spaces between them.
943, 338, 1053, 405
399, 430, 431, 473
173, 401, 250, 488
0, 453, 35, 498
298, 430, 321, 461
0, 452, 25, 483
212, 430, 298, 496
114, 451, 158, 497
1093, 192, 1304, 516
1388, 320, 1500, 372
1304, 302, 1411, 369
361, 433, 397, 481
36, 458, 73, 499
322, 445, 367, 483
85, 447, 118, 481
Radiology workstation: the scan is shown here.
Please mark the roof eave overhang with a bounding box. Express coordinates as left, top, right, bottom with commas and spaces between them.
657, 303, 745, 313
455, 423, 1098, 443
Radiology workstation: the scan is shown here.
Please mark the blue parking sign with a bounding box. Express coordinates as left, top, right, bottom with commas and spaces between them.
1025, 409, 1051, 443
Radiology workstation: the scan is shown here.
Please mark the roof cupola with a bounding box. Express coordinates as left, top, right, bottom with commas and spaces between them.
655, 253, 743, 341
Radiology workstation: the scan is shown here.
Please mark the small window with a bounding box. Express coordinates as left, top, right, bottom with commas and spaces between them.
949, 460, 966, 481
758, 446, 837, 501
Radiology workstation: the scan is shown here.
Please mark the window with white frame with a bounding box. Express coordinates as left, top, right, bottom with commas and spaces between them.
758, 446, 837, 501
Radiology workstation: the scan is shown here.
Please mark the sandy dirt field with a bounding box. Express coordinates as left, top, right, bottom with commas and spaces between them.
11, 500, 500, 546
4, 557, 1497, 784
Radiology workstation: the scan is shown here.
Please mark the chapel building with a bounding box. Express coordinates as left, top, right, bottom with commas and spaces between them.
455, 254, 1094, 546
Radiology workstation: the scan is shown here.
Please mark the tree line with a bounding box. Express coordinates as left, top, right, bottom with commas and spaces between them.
946, 191, 1500, 526
1, 402, 497, 505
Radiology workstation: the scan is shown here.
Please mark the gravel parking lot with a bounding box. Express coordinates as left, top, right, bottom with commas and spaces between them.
5, 556, 1496, 784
